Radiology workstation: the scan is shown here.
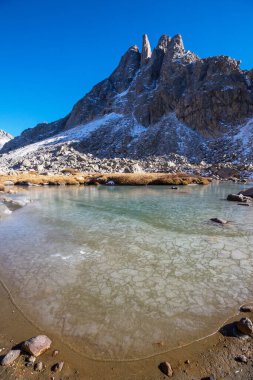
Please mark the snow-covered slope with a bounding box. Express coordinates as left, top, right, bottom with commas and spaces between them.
0, 130, 13, 149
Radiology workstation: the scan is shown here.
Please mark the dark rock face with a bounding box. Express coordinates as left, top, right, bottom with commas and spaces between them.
1, 33, 253, 158
238, 187, 253, 198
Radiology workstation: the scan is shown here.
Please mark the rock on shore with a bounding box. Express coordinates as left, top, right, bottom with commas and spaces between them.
22, 335, 52, 357
1, 349, 21, 366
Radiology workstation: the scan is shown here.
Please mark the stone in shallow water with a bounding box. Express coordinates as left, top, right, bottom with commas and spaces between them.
1, 349, 21, 366
238, 187, 253, 198
22, 335, 52, 357
210, 218, 228, 225
227, 194, 245, 202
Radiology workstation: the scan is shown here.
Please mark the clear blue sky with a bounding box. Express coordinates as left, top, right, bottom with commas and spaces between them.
1, 0, 253, 136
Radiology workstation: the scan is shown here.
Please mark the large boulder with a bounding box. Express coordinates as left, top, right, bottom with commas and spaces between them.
227, 193, 246, 202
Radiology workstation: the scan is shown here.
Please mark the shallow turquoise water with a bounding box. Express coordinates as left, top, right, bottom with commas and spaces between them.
0, 182, 253, 359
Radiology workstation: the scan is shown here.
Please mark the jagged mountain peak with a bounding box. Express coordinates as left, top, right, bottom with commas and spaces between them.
1, 33, 253, 165
156, 34, 171, 51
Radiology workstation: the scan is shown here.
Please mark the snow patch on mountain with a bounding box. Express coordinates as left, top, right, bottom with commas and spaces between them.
233, 118, 253, 156
0, 130, 13, 149
1, 113, 123, 161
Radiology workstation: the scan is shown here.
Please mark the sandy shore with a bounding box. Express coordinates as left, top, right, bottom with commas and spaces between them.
1, 276, 253, 380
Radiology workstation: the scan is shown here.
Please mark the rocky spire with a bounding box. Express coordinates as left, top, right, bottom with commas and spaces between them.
156, 34, 171, 52
107, 44, 141, 93
167, 34, 185, 59
141, 34, 152, 66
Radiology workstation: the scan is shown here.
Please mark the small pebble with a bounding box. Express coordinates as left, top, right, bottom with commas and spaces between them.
240, 305, 253, 313
52, 350, 59, 357
185, 359, 190, 364
34, 361, 43, 372
235, 355, 248, 363
27, 355, 36, 363
52, 361, 64, 372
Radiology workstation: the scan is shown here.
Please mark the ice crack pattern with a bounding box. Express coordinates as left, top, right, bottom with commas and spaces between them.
0, 183, 252, 359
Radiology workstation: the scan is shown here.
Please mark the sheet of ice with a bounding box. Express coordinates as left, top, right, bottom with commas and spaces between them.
0, 183, 253, 360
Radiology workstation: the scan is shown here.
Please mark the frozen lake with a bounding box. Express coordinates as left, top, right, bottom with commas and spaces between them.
0, 182, 253, 360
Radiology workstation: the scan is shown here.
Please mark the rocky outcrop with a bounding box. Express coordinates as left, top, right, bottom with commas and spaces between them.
141, 34, 152, 66
1, 33, 253, 164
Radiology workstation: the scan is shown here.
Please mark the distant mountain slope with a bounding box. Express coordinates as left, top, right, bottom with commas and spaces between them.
1, 33, 253, 162
0, 130, 13, 150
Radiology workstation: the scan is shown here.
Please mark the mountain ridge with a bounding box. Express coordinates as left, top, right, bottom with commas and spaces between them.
1, 33, 253, 164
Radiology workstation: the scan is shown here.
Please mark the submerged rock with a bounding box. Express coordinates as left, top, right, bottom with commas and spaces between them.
0, 203, 12, 217
1, 197, 29, 211
1, 349, 21, 366
210, 218, 228, 225
22, 335, 52, 357
227, 194, 245, 202
238, 187, 253, 198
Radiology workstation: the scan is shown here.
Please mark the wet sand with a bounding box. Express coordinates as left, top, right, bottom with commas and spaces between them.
1, 277, 253, 380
